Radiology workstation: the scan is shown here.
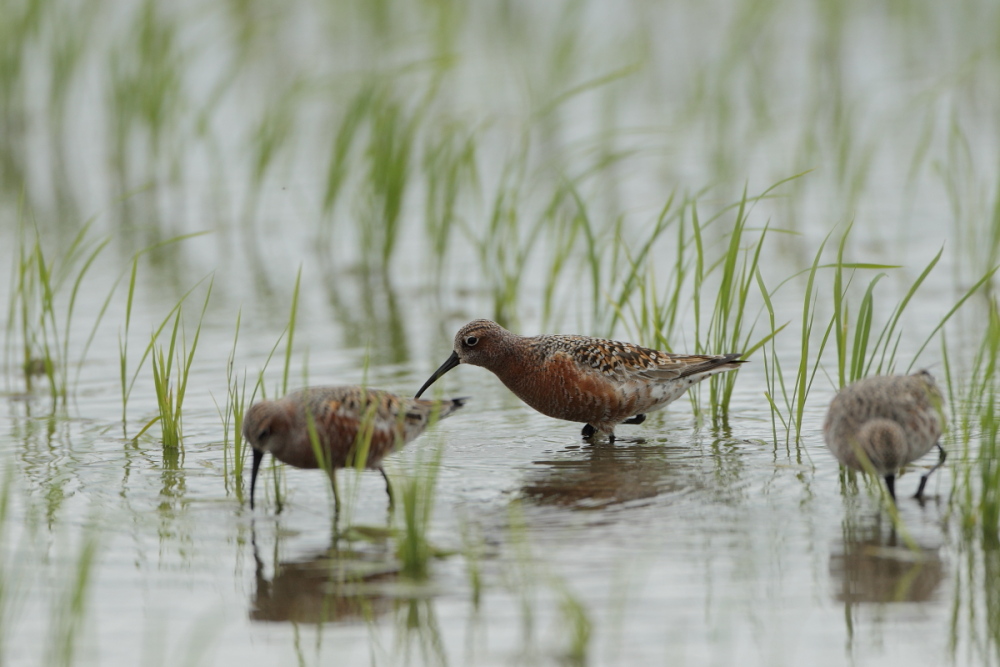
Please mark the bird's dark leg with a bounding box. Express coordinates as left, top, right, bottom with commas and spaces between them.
914, 443, 947, 500
379, 466, 395, 511
329, 469, 341, 531
884, 474, 897, 502
623, 414, 646, 425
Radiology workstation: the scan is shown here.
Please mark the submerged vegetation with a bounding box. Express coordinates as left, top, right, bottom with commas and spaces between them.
1, 0, 1000, 664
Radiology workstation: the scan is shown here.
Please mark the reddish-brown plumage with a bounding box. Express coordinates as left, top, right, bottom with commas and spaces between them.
415, 319, 745, 439
243, 386, 464, 509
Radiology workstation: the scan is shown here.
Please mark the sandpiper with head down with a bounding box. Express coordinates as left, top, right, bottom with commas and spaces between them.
823, 370, 946, 501
243, 386, 465, 511
415, 319, 745, 440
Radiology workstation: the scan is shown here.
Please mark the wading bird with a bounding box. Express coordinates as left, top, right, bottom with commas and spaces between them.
244, 386, 465, 511
415, 319, 744, 440
824, 371, 946, 501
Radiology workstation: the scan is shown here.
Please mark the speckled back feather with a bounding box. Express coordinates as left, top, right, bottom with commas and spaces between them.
529, 334, 743, 382
243, 386, 464, 471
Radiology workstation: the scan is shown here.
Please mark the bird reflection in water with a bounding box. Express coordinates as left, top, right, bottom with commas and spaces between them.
250, 528, 449, 663
250, 530, 398, 624
829, 521, 945, 604
520, 438, 689, 509
249, 527, 448, 664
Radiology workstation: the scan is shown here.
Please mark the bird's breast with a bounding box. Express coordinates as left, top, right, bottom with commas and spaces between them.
490, 352, 623, 423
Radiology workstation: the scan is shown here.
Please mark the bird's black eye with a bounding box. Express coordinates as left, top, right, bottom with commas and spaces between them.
465, 335, 479, 347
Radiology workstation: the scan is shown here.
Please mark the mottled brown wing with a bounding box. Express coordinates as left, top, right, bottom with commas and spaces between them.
540, 335, 671, 381
636, 354, 744, 381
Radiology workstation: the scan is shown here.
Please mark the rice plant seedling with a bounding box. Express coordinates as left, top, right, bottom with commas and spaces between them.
755, 268, 786, 447
605, 193, 683, 343
239, 79, 302, 273
838, 249, 987, 387
532, 147, 642, 330
137, 279, 213, 450
831, 238, 995, 389
536, 179, 606, 329
259, 268, 303, 511
695, 186, 773, 422
394, 434, 444, 581
119, 265, 211, 433
44, 0, 100, 211
319, 85, 426, 273
216, 309, 250, 499
305, 403, 339, 512
106, 0, 184, 196
469, 135, 622, 327
904, 264, 1000, 375
949, 300, 1000, 537
280, 267, 301, 397
6, 214, 111, 405
45, 0, 97, 134
320, 85, 375, 224
828, 218, 999, 392
0, 0, 43, 191
938, 121, 1000, 287
771, 233, 835, 446
116, 254, 150, 421
422, 119, 479, 276
755, 230, 895, 444
618, 180, 795, 422
249, 84, 299, 199
149, 326, 190, 450
471, 144, 554, 328
761, 217, 995, 447
365, 92, 421, 270
830, 225, 897, 387
945, 301, 1000, 662
556, 181, 621, 332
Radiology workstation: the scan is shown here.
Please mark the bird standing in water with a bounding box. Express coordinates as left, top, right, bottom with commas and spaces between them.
243, 386, 465, 511
823, 370, 946, 501
415, 319, 745, 440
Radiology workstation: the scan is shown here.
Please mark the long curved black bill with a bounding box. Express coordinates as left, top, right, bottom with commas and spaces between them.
250, 448, 264, 510
415, 351, 461, 398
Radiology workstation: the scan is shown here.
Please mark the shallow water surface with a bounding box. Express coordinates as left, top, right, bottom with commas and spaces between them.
0, 330, 963, 666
